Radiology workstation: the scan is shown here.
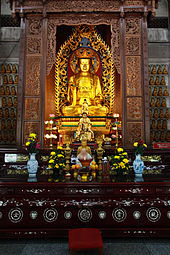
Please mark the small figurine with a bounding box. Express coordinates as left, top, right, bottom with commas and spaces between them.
149, 76, 154, 85
151, 120, 156, 130
160, 131, 165, 142
0, 108, 3, 118
5, 86, 10, 96
7, 119, 12, 130
8, 97, 13, 107
159, 109, 164, 119
153, 108, 159, 118
13, 97, 17, 107
1, 120, 6, 130
163, 65, 168, 74
161, 98, 166, 107
155, 76, 160, 85
2, 97, 7, 107
152, 87, 158, 96
148, 66, 151, 74
0, 64, 6, 73
154, 131, 159, 142
3, 131, 8, 142
166, 131, 170, 142
151, 65, 157, 74
150, 98, 155, 107
13, 119, 17, 129
11, 86, 16, 96
4, 108, 9, 118
6, 64, 12, 73
165, 109, 170, 119
10, 108, 16, 118
9, 75, 14, 84
158, 87, 163, 96
0, 86, 5, 96
14, 75, 18, 84
163, 87, 169, 96
157, 65, 162, 74
155, 98, 161, 107
162, 120, 167, 130
149, 109, 152, 118
12, 64, 17, 74
3, 75, 8, 84
9, 132, 15, 143
157, 120, 162, 130
160, 76, 166, 85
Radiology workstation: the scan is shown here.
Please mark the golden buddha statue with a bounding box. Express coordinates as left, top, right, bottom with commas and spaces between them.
160, 131, 165, 142
12, 64, 17, 74
8, 97, 13, 107
14, 75, 18, 84
7, 119, 12, 130
163, 87, 169, 96
155, 76, 160, 85
77, 136, 92, 156
158, 87, 163, 96
0, 86, 5, 96
63, 48, 107, 116
5, 86, 10, 96
1, 64, 6, 73
152, 87, 158, 96
153, 109, 159, 118
160, 76, 166, 85
0, 108, 3, 118
165, 109, 170, 119
159, 109, 164, 119
11, 86, 16, 96
155, 98, 161, 107
149, 76, 154, 85
150, 98, 155, 107
3, 75, 8, 84
162, 120, 167, 130
3, 131, 8, 142
154, 131, 159, 142
2, 97, 7, 108
5, 108, 9, 118
157, 65, 162, 74
157, 120, 162, 130
151, 120, 156, 130
1, 120, 6, 130
163, 65, 168, 74
75, 112, 94, 141
6, 64, 11, 73
151, 65, 157, 74
161, 98, 166, 107
13, 98, 17, 107
10, 108, 15, 118
9, 75, 13, 84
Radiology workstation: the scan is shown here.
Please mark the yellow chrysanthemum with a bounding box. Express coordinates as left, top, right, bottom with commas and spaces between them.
26, 142, 30, 146
55, 164, 59, 168
57, 146, 63, 150
122, 152, 128, 156
123, 158, 129, 164
48, 165, 52, 169
134, 142, 138, 147
57, 154, 64, 157
143, 144, 147, 148
119, 162, 125, 168
50, 151, 56, 156
114, 156, 120, 159
117, 148, 124, 153
49, 159, 54, 163
29, 133, 36, 138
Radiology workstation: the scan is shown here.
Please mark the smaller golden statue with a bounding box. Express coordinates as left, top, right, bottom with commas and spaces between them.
8, 97, 13, 107
153, 109, 159, 118
75, 112, 94, 141
77, 136, 92, 156
14, 75, 18, 84
163, 65, 168, 74
5, 108, 9, 118
155, 98, 161, 107
81, 99, 89, 115
150, 98, 155, 107
10, 108, 16, 118
0, 86, 5, 96
155, 76, 160, 85
7, 119, 12, 130
0, 108, 3, 118
11, 86, 16, 96
6, 64, 12, 73
13, 98, 17, 107
151, 65, 157, 74
157, 120, 162, 130
1, 64, 6, 73
12, 64, 17, 74
2, 97, 7, 108
166, 131, 170, 142
9, 75, 14, 84
5, 86, 10, 96
163, 87, 169, 96
160, 76, 166, 85
151, 120, 156, 130
9, 132, 15, 142
158, 87, 163, 96
162, 120, 167, 130
148, 67, 151, 74
3, 75, 8, 84
154, 131, 159, 142
161, 98, 166, 107
3, 131, 8, 142
1, 120, 6, 130
152, 87, 158, 96
159, 109, 164, 119
165, 109, 170, 119
13, 119, 17, 129
157, 65, 162, 74
149, 76, 154, 85
160, 131, 165, 142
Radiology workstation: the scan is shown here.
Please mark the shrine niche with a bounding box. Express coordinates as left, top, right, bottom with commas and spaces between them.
8, 0, 158, 148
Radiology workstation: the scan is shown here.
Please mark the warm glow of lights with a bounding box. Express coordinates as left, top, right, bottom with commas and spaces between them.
113, 113, 119, 118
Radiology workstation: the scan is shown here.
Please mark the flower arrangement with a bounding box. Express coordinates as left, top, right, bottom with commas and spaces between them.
109, 147, 130, 175
25, 133, 40, 154
48, 146, 66, 181
133, 140, 147, 155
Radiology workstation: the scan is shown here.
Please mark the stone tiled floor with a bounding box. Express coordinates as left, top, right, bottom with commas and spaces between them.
0, 238, 169, 255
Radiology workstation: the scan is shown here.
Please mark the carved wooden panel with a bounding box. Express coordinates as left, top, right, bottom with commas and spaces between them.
127, 122, 143, 146
26, 38, 41, 55
127, 97, 142, 120
24, 122, 40, 144
126, 56, 141, 96
125, 36, 141, 55
111, 19, 120, 74
25, 98, 40, 120
125, 1, 144, 6
27, 18, 42, 35
125, 18, 140, 35
25, 57, 41, 96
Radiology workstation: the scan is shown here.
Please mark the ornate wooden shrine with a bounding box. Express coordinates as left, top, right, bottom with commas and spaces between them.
8, 0, 159, 149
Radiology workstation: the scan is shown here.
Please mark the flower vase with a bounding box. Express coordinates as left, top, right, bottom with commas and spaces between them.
27, 153, 38, 177
133, 154, 144, 177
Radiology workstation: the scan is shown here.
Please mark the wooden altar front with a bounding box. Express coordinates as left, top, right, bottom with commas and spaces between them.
12, 0, 159, 149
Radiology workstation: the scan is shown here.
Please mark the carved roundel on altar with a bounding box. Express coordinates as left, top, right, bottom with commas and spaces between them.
112, 208, 127, 222
43, 208, 58, 222
78, 208, 92, 222
64, 211, 72, 220
146, 207, 161, 222
8, 208, 23, 223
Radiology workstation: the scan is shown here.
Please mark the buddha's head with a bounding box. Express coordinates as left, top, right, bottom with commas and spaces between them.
79, 58, 90, 72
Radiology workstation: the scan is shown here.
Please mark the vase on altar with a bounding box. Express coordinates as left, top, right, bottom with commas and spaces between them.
27, 153, 38, 177
133, 154, 144, 177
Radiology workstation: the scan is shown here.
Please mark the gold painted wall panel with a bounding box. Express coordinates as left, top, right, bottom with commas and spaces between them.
25, 98, 40, 120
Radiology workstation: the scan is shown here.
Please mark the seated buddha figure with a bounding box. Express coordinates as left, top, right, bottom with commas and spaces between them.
75, 112, 94, 141
63, 48, 107, 116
